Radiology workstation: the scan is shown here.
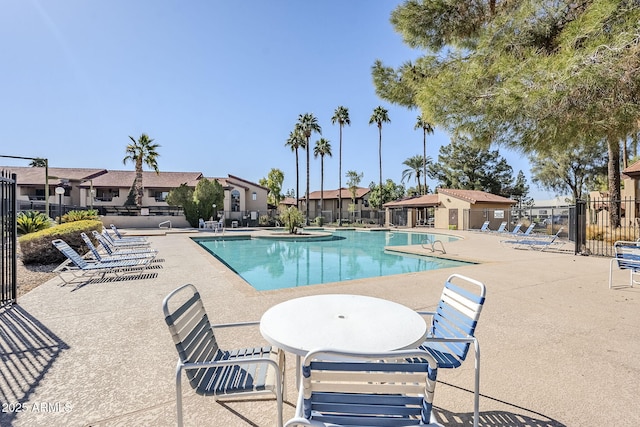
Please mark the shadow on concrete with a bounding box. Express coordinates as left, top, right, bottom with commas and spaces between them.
433, 381, 566, 426
0, 304, 69, 426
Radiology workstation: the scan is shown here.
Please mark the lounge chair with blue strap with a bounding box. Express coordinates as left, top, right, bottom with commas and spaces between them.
80, 232, 156, 263
416, 274, 486, 427
101, 228, 150, 248
52, 239, 151, 285
163, 284, 285, 427
109, 224, 148, 242
506, 227, 565, 251
285, 348, 441, 427
92, 231, 157, 256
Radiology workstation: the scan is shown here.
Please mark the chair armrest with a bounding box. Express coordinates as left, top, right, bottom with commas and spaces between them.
417, 310, 436, 316
180, 355, 281, 372
284, 417, 312, 427
211, 320, 260, 329
424, 336, 476, 344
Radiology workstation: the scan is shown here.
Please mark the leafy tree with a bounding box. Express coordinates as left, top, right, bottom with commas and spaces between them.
415, 116, 434, 194
259, 168, 285, 206
530, 141, 608, 202
331, 106, 351, 225
296, 113, 322, 224
369, 106, 391, 190
284, 188, 296, 198
285, 129, 305, 209
279, 206, 304, 234
123, 133, 160, 208
428, 136, 514, 197
16, 210, 52, 234
373, 1, 640, 227
345, 170, 363, 220
368, 179, 405, 210
401, 155, 428, 195
313, 138, 332, 214
166, 184, 198, 226
508, 171, 534, 209
29, 158, 47, 167
166, 179, 223, 227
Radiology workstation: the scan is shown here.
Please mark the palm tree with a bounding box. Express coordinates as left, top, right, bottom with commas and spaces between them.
313, 138, 332, 218
123, 133, 160, 208
331, 106, 350, 225
285, 129, 306, 209
29, 158, 47, 167
369, 106, 390, 191
415, 116, 434, 195
296, 113, 322, 225
402, 155, 428, 195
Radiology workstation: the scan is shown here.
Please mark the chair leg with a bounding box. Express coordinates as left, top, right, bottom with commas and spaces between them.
176, 363, 184, 427
473, 339, 480, 427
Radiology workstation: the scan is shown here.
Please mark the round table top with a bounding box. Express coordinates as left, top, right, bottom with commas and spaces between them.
259, 294, 427, 356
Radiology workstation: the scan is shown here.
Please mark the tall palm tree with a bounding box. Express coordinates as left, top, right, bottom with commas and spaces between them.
285, 129, 306, 209
29, 158, 47, 167
369, 106, 390, 191
313, 138, 332, 217
402, 155, 428, 195
296, 113, 322, 225
123, 133, 160, 208
331, 106, 350, 225
415, 116, 434, 195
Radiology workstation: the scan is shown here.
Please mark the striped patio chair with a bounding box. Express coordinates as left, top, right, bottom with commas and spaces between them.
417, 274, 486, 427
285, 348, 440, 426
163, 284, 285, 427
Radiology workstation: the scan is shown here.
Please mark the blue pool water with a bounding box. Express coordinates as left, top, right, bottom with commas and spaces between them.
195, 230, 471, 291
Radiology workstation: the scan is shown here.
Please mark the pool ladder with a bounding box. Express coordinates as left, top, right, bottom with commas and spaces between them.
421, 237, 446, 254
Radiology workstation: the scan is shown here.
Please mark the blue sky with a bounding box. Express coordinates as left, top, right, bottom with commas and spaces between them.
1, 0, 553, 200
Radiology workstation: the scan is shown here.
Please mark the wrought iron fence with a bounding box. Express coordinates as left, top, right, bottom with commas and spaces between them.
1, 170, 17, 307
582, 196, 640, 257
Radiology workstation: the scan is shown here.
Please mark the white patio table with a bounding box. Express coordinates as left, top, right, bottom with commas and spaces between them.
260, 294, 428, 386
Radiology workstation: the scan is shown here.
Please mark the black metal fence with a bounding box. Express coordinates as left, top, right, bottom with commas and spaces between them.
1, 171, 17, 307
581, 196, 640, 257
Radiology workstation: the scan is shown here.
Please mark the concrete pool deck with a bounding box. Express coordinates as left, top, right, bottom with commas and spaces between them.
3, 228, 639, 426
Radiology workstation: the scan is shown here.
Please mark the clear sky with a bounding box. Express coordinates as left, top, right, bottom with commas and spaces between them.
1, 0, 553, 200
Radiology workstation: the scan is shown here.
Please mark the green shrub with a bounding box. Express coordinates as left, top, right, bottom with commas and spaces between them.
17, 210, 53, 235
61, 209, 99, 223
19, 220, 103, 264
315, 216, 324, 226
279, 206, 304, 234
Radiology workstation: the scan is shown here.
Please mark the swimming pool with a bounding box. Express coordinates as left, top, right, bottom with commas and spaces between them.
194, 230, 472, 291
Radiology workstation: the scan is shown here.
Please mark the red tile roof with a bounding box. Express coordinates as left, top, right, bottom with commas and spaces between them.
384, 194, 439, 208
2, 166, 107, 185
307, 187, 370, 200
437, 188, 515, 205
88, 170, 202, 188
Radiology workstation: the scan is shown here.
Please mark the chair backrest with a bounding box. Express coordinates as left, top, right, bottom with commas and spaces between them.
80, 232, 103, 260
522, 223, 535, 235
52, 239, 89, 269
300, 349, 438, 426
162, 284, 221, 389
495, 222, 507, 233
613, 240, 640, 269
110, 224, 123, 238
479, 221, 490, 231
511, 224, 522, 234
430, 274, 486, 362
92, 230, 115, 254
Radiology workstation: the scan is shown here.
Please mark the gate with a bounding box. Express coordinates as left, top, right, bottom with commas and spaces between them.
1, 171, 17, 306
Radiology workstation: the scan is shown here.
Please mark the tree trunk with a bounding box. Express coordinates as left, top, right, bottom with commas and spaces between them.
338, 126, 342, 226
135, 159, 143, 208
320, 156, 324, 219
295, 149, 300, 210
423, 129, 427, 195
306, 137, 310, 226
607, 136, 621, 228
378, 126, 383, 190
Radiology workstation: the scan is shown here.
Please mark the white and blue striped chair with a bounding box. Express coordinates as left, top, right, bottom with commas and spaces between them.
417, 274, 486, 427
80, 232, 156, 262
285, 348, 440, 426
163, 284, 285, 427
609, 240, 640, 288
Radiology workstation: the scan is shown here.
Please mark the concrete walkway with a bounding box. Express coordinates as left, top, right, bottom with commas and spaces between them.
2, 228, 639, 426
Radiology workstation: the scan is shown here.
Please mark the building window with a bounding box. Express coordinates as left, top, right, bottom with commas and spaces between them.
154, 191, 170, 202
231, 190, 240, 212
252, 192, 257, 201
